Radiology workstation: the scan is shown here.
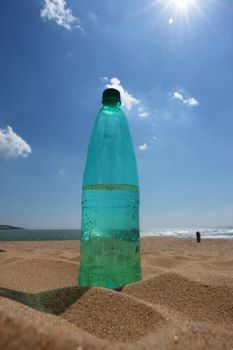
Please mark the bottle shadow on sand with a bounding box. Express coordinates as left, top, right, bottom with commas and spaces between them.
0, 285, 90, 315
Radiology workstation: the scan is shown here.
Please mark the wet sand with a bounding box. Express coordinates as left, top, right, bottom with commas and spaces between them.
0, 237, 233, 349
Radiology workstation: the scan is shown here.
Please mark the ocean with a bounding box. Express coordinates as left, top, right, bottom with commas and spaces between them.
0, 227, 233, 241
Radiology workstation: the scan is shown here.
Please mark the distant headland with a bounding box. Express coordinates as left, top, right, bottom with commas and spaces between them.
0, 225, 24, 230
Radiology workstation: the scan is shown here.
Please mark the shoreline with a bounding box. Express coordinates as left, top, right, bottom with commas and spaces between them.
1, 235, 233, 243
1, 226, 233, 242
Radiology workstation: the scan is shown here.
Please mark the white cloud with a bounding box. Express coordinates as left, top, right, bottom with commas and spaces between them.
58, 169, 65, 176
138, 143, 148, 151
172, 91, 199, 106
186, 97, 199, 106
106, 77, 140, 110
98, 76, 108, 83
138, 107, 149, 119
150, 136, 157, 143
40, 0, 82, 31
173, 91, 183, 101
169, 18, 174, 24
0, 126, 31, 158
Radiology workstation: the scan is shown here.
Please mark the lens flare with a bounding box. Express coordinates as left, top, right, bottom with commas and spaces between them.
127, 0, 218, 32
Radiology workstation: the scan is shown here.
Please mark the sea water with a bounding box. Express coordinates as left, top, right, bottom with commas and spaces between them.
1, 227, 233, 241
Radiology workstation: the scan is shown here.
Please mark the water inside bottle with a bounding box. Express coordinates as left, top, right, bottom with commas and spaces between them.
78, 186, 142, 288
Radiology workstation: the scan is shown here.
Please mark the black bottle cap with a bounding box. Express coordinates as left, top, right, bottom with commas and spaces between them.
102, 88, 121, 105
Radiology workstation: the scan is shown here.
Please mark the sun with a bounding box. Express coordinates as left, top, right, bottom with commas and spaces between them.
176, 0, 189, 9
171, 0, 202, 24
161, 0, 204, 29
174, 0, 194, 11
133, 0, 210, 29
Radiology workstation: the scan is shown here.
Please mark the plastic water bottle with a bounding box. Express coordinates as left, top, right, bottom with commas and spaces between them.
78, 88, 142, 289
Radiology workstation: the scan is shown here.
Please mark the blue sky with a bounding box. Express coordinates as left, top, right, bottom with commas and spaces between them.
0, 0, 233, 229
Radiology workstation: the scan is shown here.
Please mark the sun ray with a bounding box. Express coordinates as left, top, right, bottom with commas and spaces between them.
168, 0, 221, 34
125, 0, 223, 37
189, 0, 223, 35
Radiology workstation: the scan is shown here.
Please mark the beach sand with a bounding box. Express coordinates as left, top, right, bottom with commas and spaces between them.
0, 237, 233, 349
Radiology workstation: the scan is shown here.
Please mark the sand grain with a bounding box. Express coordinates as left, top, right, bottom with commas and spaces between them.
0, 238, 233, 349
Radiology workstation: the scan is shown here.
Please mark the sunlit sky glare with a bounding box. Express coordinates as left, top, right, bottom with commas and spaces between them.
0, 0, 233, 229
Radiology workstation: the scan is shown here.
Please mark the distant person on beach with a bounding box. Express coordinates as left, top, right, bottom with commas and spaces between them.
196, 231, 201, 243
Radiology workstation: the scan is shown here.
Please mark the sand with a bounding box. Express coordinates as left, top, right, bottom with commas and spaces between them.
0, 237, 233, 349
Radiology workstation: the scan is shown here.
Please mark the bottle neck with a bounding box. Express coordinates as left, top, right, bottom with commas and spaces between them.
102, 100, 121, 107
102, 101, 121, 113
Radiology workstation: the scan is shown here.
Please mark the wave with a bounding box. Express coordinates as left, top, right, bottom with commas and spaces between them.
141, 227, 233, 239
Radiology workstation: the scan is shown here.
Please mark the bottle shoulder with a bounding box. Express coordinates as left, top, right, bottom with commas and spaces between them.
96, 106, 127, 122
83, 106, 139, 187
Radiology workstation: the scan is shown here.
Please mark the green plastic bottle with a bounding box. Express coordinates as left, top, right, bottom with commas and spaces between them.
78, 88, 142, 289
